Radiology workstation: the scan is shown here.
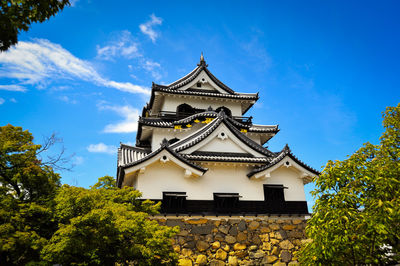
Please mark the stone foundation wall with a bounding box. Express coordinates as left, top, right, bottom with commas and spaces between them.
155, 216, 308, 265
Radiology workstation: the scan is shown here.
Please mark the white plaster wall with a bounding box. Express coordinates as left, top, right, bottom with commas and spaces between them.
151, 124, 204, 151
267, 167, 306, 201
161, 96, 242, 116
134, 162, 306, 201
197, 137, 248, 153
246, 133, 261, 145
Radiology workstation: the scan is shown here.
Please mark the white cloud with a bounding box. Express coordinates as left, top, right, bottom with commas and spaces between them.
0, 39, 150, 95
139, 14, 163, 43
87, 143, 117, 154
141, 60, 162, 80
98, 102, 139, 133
9, 98, 17, 103
96, 31, 140, 60
0, 84, 27, 92
0, 98, 4, 105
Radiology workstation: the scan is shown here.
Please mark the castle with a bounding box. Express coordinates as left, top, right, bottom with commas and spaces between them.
116, 54, 318, 216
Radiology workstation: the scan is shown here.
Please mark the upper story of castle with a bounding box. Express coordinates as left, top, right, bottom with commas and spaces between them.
136, 54, 279, 150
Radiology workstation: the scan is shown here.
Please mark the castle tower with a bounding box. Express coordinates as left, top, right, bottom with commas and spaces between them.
116, 54, 319, 215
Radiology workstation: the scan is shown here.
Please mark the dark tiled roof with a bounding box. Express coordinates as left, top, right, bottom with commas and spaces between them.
183, 153, 271, 163
166, 58, 236, 94
247, 144, 320, 178
152, 84, 259, 100
118, 144, 150, 167
119, 139, 207, 172
170, 111, 276, 157
138, 111, 278, 135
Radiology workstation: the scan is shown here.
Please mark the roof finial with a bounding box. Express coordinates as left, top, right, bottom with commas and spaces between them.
198, 52, 207, 66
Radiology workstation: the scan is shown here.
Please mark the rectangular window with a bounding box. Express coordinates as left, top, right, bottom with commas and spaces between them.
263, 184, 287, 213
162, 192, 187, 213
213, 193, 242, 214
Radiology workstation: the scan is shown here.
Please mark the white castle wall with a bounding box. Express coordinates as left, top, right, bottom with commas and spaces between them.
127, 162, 306, 201
161, 96, 242, 116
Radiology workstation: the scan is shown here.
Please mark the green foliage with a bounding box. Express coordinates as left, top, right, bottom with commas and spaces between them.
0, 125, 178, 265
0, 124, 61, 202
0, 124, 60, 265
0, 0, 70, 51
298, 104, 400, 265
42, 184, 178, 265
91, 175, 117, 189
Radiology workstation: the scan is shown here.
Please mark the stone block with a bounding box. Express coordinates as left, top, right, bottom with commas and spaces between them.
228, 256, 238, 266
263, 255, 278, 264
249, 250, 265, 259
233, 243, 246, 250
248, 221, 260, 230
269, 224, 280, 230
292, 219, 303, 225
279, 240, 294, 250
271, 246, 279, 256
262, 242, 271, 251
249, 245, 258, 251
181, 248, 193, 257
229, 225, 238, 236
211, 241, 220, 249
209, 260, 225, 266
215, 249, 228, 261
191, 225, 213, 235
167, 219, 184, 227
195, 254, 207, 265
260, 226, 271, 233
225, 235, 236, 244
238, 220, 247, 231
280, 250, 292, 262
218, 225, 230, 235
282, 224, 295, 230
222, 244, 230, 252
196, 240, 209, 252
186, 218, 208, 225
236, 232, 247, 242
214, 234, 224, 241
178, 258, 193, 266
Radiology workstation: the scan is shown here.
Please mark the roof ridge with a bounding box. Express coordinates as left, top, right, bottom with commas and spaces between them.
247, 145, 320, 178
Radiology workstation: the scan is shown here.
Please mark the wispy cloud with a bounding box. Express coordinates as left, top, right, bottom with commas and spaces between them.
98, 102, 139, 133
96, 31, 140, 60
0, 98, 4, 105
142, 60, 162, 80
139, 14, 163, 43
0, 84, 27, 92
0, 39, 150, 95
87, 143, 117, 154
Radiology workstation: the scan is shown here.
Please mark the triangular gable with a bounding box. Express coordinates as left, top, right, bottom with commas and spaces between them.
247, 145, 320, 184
183, 123, 265, 157
117, 143, 208, 187
175, 70, 228, 94
170, 112, 275, 158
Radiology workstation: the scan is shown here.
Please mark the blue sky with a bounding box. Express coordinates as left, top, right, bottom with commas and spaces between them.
1, 1, 399, 210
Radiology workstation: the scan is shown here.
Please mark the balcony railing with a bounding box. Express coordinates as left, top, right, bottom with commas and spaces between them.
156, 111, 252, 125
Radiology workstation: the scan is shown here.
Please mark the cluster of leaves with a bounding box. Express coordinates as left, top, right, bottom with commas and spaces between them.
298, 104, 400, 265
0, 125, 178, 265
42, 180, 178, 265
0, 0, 70, 51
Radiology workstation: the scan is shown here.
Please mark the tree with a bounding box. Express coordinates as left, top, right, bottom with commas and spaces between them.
41, 181, 179, 265
0, 124, 62, 202
298, 104, 400, 265
0, 125, 62, 265
0, 0, 70, 52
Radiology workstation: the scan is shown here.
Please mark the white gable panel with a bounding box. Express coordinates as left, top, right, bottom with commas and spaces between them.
182, 123, 265, 157
176, 70, 228, 94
